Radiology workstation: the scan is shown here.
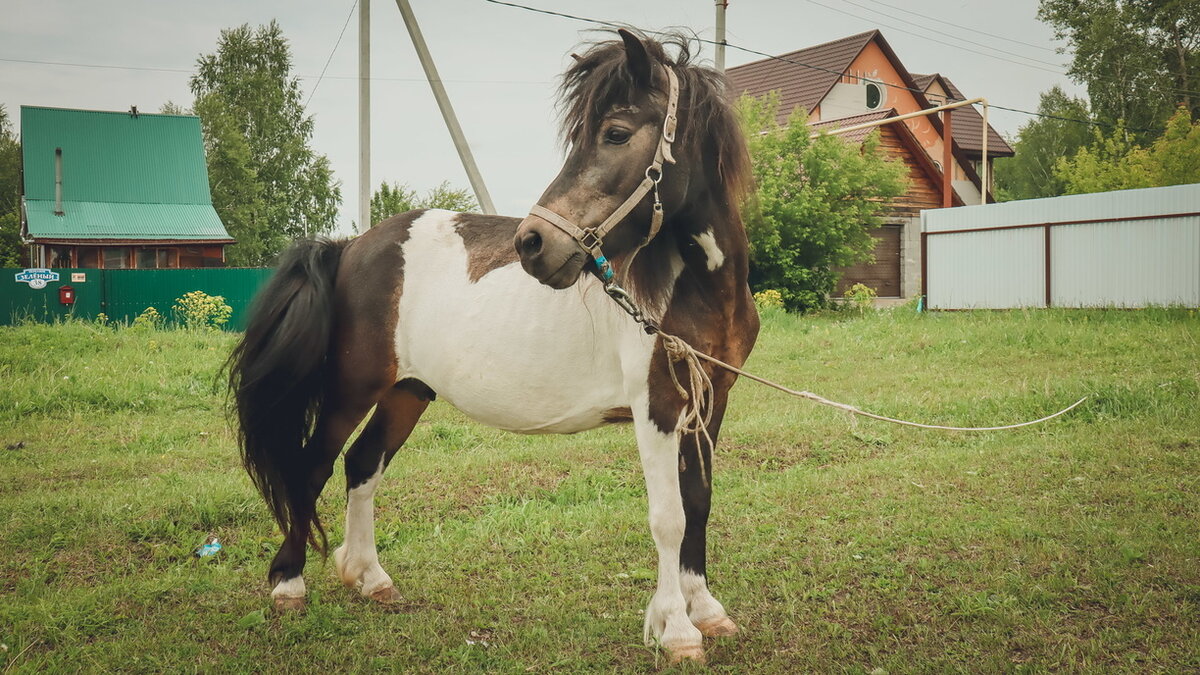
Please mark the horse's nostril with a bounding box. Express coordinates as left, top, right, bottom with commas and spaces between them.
520, 230, 543, 257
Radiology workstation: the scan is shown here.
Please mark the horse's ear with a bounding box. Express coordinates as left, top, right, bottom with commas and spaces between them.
618, 29, 653, 88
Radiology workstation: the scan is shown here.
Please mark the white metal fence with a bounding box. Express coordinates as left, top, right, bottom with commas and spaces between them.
921, 183, 1200, 309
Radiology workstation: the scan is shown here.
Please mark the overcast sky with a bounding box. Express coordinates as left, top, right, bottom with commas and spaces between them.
3, 0, 1082, 235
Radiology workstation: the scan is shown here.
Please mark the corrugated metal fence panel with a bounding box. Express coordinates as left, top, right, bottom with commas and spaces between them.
103, 269, 273, 330
1052, 218, 1200, 307
922, 183, 1200, 309
1, 268, 104, 324
926, 228, 1045, 309
1, 268, 273, 329
923, 183, 1200, 233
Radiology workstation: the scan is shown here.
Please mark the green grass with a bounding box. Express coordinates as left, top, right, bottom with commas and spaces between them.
1, 309, 1197, 673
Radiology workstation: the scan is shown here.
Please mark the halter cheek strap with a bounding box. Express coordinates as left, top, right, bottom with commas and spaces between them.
528, 66, 680, 287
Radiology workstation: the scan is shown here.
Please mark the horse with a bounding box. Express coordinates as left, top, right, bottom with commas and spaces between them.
228, 28, 758, 664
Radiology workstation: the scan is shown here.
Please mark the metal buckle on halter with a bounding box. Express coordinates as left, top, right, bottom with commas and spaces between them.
645, 166, 662, 184
663, 113, 677, 143
579, 229, 602, 252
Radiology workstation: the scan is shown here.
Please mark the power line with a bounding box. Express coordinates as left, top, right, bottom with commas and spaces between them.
856, 0, 1060, 54
0, 56, 548, 86
0, 57, 193, 75
802, 0, 1070, 75
479, 0, 1163, 134
305, 0, 359, 107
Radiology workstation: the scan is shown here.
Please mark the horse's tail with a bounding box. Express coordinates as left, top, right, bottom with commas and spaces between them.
227, 238, 348, 553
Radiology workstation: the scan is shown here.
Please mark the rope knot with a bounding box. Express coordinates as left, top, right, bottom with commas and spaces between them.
658, 331, 716, 486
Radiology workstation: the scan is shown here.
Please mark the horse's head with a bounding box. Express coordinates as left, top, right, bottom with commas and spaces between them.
515, 29, 702, 290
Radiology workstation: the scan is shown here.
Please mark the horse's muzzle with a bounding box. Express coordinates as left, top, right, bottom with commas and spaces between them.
515, 214, 588, 289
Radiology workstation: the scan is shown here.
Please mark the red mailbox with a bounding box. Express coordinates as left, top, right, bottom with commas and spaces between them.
59, 285, 76, 305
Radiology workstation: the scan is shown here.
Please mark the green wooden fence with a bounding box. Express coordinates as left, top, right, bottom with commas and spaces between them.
1, 268, 274, 330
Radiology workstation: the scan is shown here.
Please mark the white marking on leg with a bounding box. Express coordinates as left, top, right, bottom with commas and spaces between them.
634, 401, 703, 656
335, 458, 395, 597
680, 569, 728, 626
693, 229, 725, 271
271, 575, 306, 599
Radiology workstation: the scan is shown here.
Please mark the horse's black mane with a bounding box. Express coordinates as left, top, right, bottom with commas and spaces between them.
558, 29, 752, 213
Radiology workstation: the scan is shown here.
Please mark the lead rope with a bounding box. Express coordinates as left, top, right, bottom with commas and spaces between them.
640, 317, 1088, 488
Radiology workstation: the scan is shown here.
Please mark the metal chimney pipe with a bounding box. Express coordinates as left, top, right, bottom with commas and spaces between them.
54, 147, 64, 216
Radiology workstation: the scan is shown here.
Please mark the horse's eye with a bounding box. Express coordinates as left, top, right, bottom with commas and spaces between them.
604, 127, 632, 145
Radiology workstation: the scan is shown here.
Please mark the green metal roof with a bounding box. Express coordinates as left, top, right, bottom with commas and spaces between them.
20, 106, 232, 241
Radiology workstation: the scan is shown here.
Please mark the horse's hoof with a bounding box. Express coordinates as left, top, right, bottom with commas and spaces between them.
368, 585, 403, 605
696, 616, 739, 637
666, 642, 706, 665
273, 595, 306, 613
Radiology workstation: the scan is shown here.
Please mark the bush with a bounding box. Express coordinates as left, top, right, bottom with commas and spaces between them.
131, 306, 165, 331
737, 92, 908, 313
172, 291, 232, 330
842, 283, 878, 313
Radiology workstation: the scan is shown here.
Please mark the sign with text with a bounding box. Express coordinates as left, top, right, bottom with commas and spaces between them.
14, 268, 60, 290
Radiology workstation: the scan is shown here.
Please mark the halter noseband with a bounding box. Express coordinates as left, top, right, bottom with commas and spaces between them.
527, 66, 680, 329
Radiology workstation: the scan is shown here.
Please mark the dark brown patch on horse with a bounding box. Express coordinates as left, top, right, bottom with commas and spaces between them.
454, 213, 523, 282
331, 212, 426, 399
603, 406, 634, 424
396, 377, 437, 402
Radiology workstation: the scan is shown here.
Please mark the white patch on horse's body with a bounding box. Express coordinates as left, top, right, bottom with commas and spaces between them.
395, 210, 667, 433
693, 229, 725, 271
271, 575, 306, 600
634, 402, 704, 654
334, 458, 394, 597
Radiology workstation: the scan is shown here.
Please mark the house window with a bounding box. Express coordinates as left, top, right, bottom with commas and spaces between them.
865, 82, 884, 110
136, 247, 177, 269
103, 247, 129, 269
48, 246, 73, 268
78, 247, 100, 268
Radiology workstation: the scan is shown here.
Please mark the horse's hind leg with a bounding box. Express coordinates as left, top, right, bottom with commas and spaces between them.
334, 379, 433, 603
269, 397, 379, 612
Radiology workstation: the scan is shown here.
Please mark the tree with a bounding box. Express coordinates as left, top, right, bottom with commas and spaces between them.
993, 87, 1095, 201
1039, 0, 1200, 137
369, 180, 478, 226
0, 105, 23, 266
1055, 105, 1200, 193
190, 22, 341, 266
737, 93, 908, 312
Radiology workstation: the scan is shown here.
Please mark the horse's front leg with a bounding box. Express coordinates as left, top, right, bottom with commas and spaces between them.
678, 391, 740, 637
633, 399, 705, 664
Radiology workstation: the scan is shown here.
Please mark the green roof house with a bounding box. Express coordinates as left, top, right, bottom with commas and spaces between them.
20, 106, 234, 269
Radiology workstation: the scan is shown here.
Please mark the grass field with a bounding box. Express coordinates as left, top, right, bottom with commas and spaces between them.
1, 308, 1197, 673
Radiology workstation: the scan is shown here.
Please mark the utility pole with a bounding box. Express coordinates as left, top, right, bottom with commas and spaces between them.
395, 0, 497, 215
358, 0, 371, 232
714, 0, 727, 72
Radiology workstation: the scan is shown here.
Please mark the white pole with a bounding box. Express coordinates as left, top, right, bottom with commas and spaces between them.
359, 0, 371, 232
395, 0, 497, 215
981, 101, 989, 205
714, 0, 727, 72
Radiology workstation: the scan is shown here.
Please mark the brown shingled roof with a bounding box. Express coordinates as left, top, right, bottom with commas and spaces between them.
810, 109, 894, 144
911, 73, 1014, 157
726, 30, 878, 125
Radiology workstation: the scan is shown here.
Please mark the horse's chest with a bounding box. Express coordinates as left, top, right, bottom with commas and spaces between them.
391, 213, 651, 433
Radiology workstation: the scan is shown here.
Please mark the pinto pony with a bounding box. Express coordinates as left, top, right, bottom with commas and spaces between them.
228, 29, 758, 664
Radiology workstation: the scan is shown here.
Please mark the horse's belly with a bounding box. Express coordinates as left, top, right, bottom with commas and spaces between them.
393, 211, 644, 434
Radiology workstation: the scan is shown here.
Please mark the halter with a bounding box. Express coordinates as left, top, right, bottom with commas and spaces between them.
527, 67, 680, 333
